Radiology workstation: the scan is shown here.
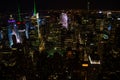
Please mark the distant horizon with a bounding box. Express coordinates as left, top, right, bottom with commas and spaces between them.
0, 0, 120, 14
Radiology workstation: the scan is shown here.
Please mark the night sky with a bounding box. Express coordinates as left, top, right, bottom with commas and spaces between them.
0, 0, 120, 13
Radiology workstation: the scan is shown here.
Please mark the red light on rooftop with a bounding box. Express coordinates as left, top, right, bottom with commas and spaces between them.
17, 22, 21, 25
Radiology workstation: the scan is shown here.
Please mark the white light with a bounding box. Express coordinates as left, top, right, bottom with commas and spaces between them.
117, 18, 120, 20
36, 13, 39, 19
54, 47, 57, 50
107, 11, 112, 15
38, 19, 41, 22
10, 14, 13, 18
14, 24, 16, 27
99, 11, 102, 14
88, 56, 101, 64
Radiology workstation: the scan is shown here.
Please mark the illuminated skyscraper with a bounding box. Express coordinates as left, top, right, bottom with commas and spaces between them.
60, 12, 68, 29
8, 15, 21, 47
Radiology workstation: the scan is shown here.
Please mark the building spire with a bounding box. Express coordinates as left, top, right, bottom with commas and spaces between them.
17, 0, 22, 21
33, 0, 37, 16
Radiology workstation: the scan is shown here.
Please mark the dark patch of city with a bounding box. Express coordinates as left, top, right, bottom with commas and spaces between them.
0, 3, 120, 80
